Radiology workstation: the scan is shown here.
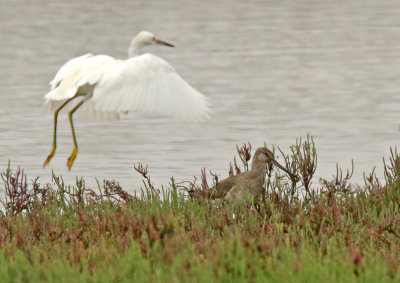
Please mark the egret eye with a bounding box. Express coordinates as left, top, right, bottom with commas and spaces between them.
152, 37, 157, 41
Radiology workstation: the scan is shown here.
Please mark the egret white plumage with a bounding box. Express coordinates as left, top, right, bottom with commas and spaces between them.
43, 31, 211, 170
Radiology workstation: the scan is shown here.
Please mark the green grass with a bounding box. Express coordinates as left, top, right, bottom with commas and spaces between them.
1, 140, 400, 282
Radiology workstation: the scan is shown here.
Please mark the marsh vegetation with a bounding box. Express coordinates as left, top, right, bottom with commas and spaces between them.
1, 138, 399, 282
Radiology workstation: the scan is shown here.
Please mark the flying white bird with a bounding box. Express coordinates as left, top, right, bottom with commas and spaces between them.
43, 31, 211, 170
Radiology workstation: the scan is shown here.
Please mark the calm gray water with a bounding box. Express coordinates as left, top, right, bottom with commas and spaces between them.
1, 0, 400, 192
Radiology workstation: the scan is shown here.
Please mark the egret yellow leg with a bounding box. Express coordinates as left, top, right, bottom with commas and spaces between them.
43, 97, 75, 168
66, 97, 88, 170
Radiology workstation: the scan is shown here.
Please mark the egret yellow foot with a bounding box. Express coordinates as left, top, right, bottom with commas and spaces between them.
67, 147, 78, 171
43, 148, 56, 168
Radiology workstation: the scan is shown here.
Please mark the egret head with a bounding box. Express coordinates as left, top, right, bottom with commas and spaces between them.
129, 31, 174, 57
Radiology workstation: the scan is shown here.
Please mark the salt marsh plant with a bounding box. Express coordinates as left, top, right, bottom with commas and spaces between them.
1, 139, 400, 282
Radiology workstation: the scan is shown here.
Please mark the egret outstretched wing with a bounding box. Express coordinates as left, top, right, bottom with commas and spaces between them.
49, 53, 93, 89
45, 54, 119, 120
92, 53, 211, 122
45, 54, 115, 102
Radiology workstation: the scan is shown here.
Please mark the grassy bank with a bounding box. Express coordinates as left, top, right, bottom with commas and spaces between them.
1, 139, 400, 282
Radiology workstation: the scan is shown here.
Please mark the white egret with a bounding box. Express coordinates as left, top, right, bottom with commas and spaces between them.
43, 31, 211, 170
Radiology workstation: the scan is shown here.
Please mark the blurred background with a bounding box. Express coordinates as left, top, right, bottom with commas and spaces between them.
1, 0, 400, 192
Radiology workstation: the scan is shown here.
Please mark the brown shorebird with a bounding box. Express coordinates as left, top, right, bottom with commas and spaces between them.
210, 147, 296, 204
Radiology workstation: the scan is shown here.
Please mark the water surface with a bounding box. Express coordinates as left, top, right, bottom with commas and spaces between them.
1, 0, 400, 191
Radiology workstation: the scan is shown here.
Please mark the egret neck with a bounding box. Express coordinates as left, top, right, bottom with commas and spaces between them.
128, 36, 147, 57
